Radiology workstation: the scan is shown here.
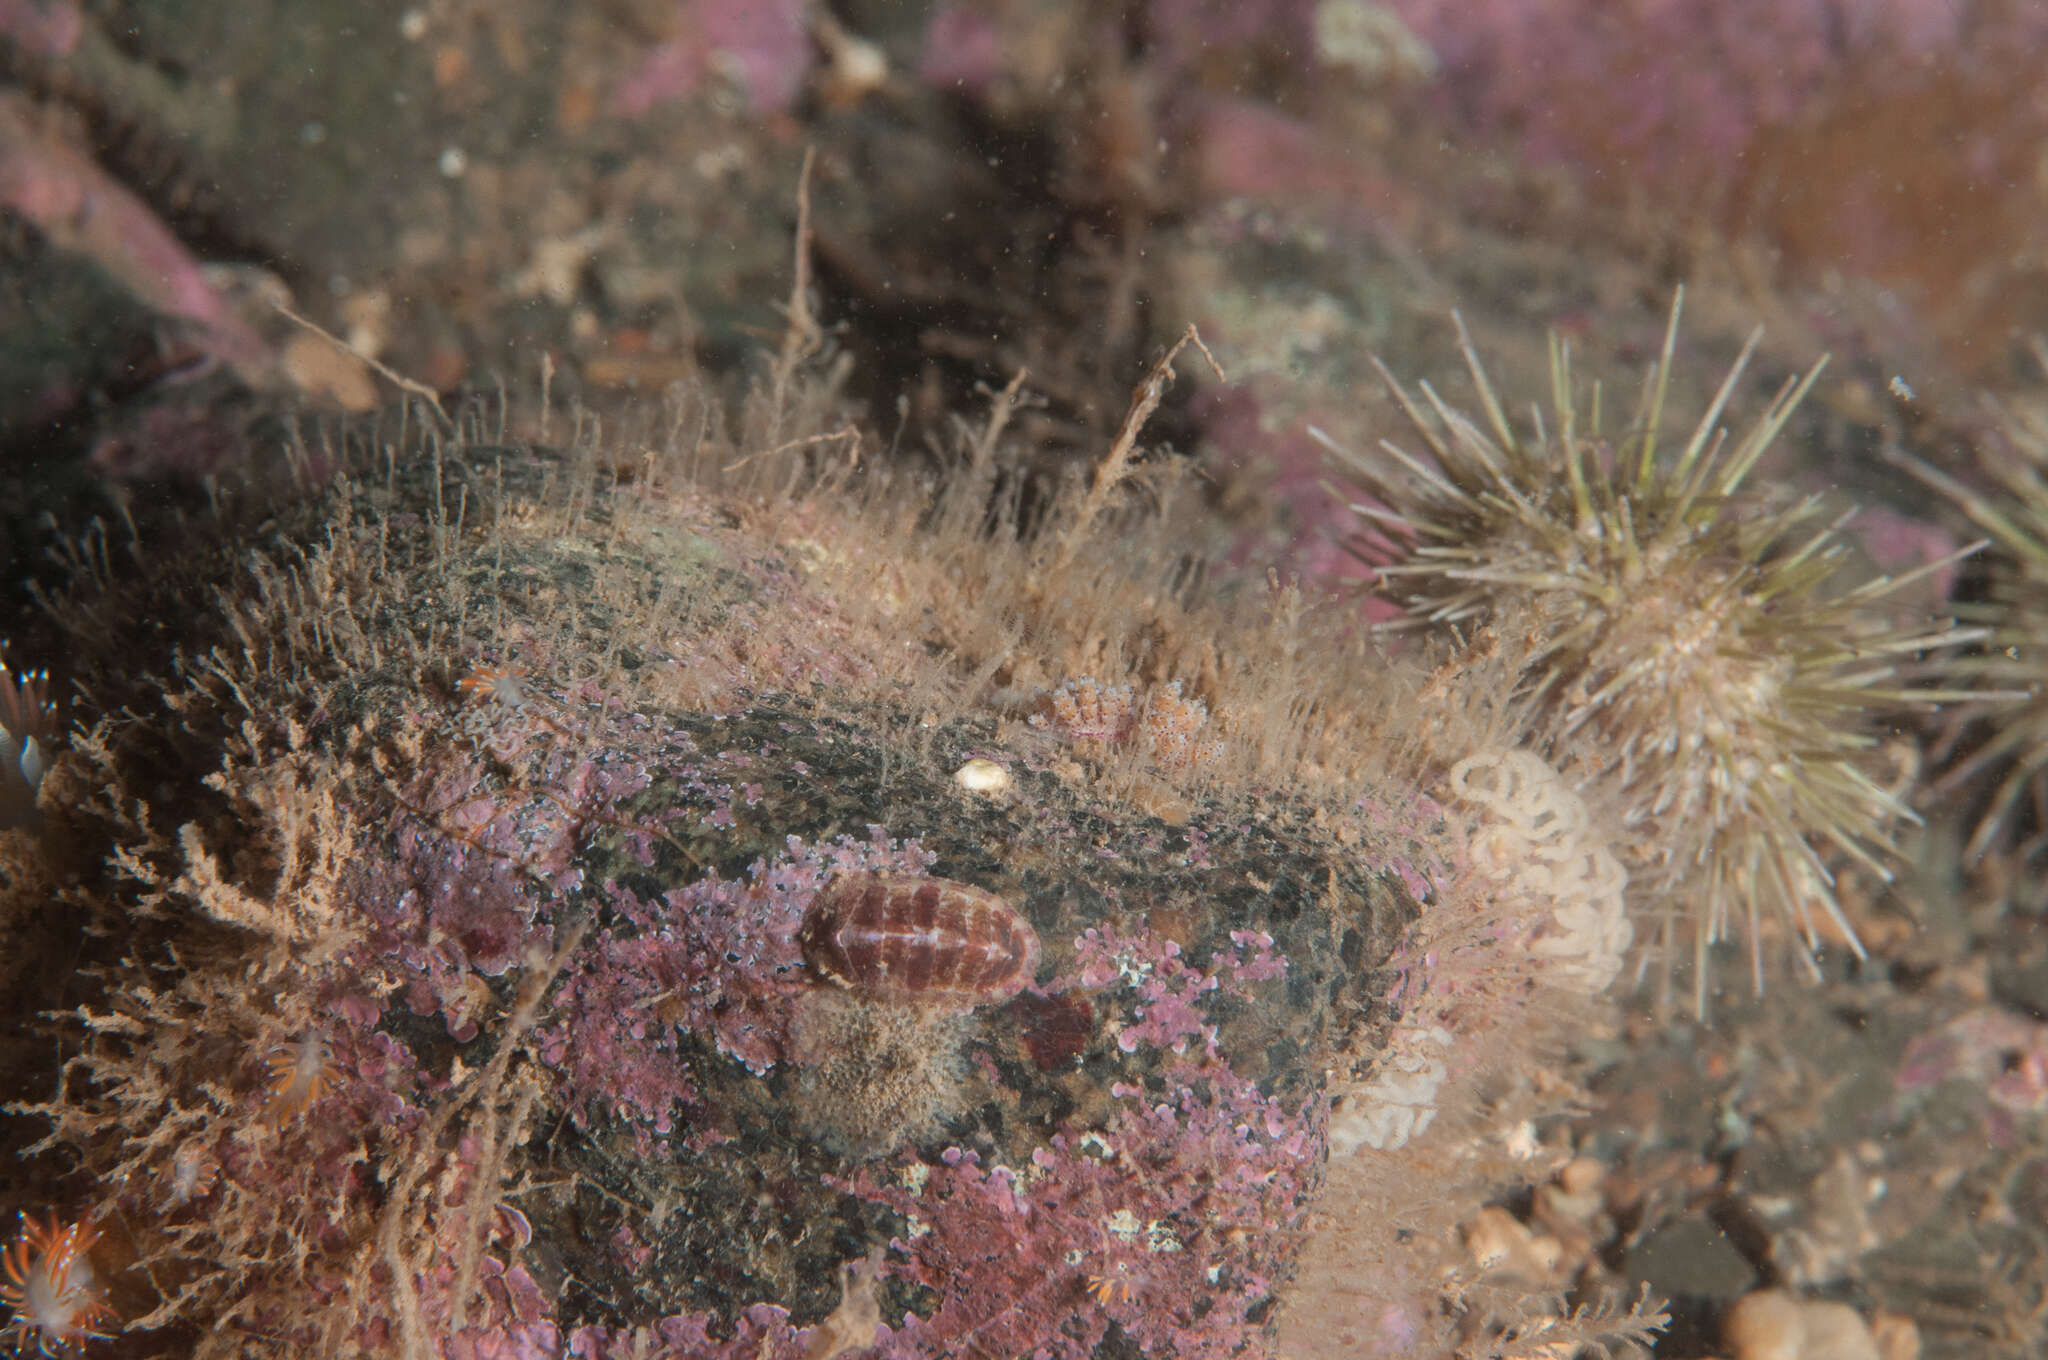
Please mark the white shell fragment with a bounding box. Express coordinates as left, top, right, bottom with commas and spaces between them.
952, 758, 1012, 793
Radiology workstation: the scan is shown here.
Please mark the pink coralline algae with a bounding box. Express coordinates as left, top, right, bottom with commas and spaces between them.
612, 0, 813, 116
1197, 386, 1372, 589
288, 558, 1364, 1346
0, 92, 270, 376
532, 909, 1320, 1357
1186, 386, 1407, 629
1899, 1009, 2048, 1119
1074, 923, 1287, 1058
838, 923, 1308, 1360
368, 1135, 559, 1360
357, 662, 938, 1130
540, 834, 938, 1135
0, 0, 82, 58
566, 1303, 806, 1360
88, 657, 1391, 1356
1846, 505, 1965, 604
1383, 0, 2048, 181
1146, 0, 1321, 82
917, 6, 1003, 92
846, 1079, 1311, 1360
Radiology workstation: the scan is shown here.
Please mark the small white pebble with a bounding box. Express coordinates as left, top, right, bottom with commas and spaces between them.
953, 758, 1011, 793
1725, 1290, 1884, 1360
438, 146, 468, 178
832, 35, 888, 95
398, 9, 428, 40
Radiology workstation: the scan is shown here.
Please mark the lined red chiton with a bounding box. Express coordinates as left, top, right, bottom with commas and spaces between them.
801, 874, 1040, 1004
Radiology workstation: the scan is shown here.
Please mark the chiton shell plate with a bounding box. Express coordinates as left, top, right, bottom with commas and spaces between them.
801, 874, 1040, 1004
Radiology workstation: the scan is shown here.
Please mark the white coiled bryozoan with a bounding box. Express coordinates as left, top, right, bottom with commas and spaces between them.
1326, 1022, 1453, 1156
1448, 748, 1631, 994
1325, 748, 1630, 1161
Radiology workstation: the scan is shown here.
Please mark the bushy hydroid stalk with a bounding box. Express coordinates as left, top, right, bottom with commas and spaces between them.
1319, 290, 1985, 1011
1890, 344, 2048, 861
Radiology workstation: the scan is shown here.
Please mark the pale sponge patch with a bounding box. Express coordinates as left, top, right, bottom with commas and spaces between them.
1448, 748, 1632, 994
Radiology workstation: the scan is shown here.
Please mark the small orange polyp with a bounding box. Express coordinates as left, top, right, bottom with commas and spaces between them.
262, 1033, 333, 1124
0, 1212, 117, 1354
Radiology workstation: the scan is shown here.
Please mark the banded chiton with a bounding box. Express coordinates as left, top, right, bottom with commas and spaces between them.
801, 874, 1040, 1005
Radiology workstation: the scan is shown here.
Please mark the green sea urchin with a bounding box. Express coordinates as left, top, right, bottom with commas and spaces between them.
1318, 291, 1979, 1009
1891, 344, 2048, 864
